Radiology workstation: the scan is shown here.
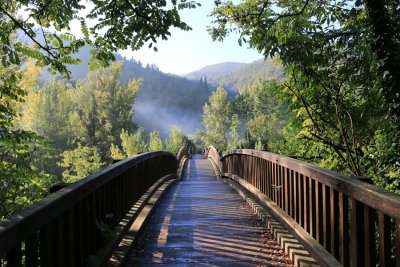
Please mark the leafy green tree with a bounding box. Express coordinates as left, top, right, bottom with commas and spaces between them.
0, 133, 55, 219
70, 61, 140, 160
0, 43, 56, 219
58, 144, 104, 183
228, 113, 241, 150
149, 130, 164, 151
110, 144, 126, 161
247, 113, 281, 150
201, 86, 232, 150
232, 80, 282, 150
21, 78, 74, 151
112, 128, 148, 158
165, 126, 187, 155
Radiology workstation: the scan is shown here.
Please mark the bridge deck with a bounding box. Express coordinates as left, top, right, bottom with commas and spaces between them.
128, 155, 293, 266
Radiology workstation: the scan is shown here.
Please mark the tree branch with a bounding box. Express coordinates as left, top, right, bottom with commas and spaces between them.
0, 5, 58, 60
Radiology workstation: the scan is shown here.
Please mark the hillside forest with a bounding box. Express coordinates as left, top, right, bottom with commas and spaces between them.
1, 0, 400, 221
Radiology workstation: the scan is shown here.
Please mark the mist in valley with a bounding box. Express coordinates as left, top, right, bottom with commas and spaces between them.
133, 99, 203, 138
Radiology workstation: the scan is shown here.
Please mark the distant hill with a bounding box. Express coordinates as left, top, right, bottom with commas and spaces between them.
38, 45, 282, 136
40, 46, 211, 137
183, 62, 246, 81
183, 58, 283, 95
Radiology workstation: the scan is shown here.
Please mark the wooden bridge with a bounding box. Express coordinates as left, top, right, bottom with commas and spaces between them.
1, 146, 400, 266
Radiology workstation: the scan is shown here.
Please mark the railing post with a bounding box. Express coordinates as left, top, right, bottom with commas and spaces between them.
378, 212, 392, 267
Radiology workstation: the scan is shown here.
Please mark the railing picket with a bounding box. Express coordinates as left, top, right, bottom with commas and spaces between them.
338, 192, 349, 266
304, 175, 309, 232
310, 177, 316, 238
378, 212, 392, 267
55, 215, 67, 267
25, 232, 39, 267
330, 189, 339, 258
299, 174, 304, 227
323, 185, 331, 250
363, 206, 377, 267
284, 168, 289, 213
268, 161, 272, 198
288, 169, 293, 217
39, 223, 54, 267
66, 208, 76, 266
396, 219, 400, 267
316, 181, 323, 244
349, 199, 364, 267
6, 244, 22, 267
294, 171, 298, 223
218, 149, 400, 267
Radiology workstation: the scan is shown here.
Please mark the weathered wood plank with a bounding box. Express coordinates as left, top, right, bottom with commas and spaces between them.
130, 155, 294, 266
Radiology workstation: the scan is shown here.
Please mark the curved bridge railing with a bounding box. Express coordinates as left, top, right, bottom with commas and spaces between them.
206, 146, 400, 267
0, 149, 187, 266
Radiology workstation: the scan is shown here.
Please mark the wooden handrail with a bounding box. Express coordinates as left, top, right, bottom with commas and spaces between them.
207, 146, 400, 267
0, 151, 178, 266
204, 146, 222, 171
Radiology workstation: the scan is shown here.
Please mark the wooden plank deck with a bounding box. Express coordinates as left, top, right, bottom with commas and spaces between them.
128, 154, 293, 266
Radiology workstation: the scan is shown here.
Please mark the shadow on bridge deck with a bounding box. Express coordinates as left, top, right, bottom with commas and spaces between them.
128, 154, 294, 266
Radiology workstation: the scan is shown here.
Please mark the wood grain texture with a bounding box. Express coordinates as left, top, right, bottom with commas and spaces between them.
129, 155, 293, 266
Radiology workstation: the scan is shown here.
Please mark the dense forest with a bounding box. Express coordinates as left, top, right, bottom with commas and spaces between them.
41, 45, 211, 137
1, 0, 400, 222
204, 0, 400, 195
0, 58, 193, 219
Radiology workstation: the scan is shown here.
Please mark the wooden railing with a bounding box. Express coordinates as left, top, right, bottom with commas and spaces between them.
206, 147, 400, 267
176, 144, 194, 179
0, 150, 181, 266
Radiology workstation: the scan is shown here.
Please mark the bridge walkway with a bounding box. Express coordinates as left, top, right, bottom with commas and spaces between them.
128, 154, 293, 266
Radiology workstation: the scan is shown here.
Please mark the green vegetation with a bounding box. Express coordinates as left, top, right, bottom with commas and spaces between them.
149, 131, 164, 151
1, 0, 400, 220
199, 86, 233, 151
58, 144, 103, 183
207, 0, 400, 192
184, 58, 283, 94
165, 126, 189, 155
0, 1, 198, 219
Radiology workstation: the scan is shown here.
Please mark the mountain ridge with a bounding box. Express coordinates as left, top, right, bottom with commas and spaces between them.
183, 62, 247, 80
182, 58, 283, 93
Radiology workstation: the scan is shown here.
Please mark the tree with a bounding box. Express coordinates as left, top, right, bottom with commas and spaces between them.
228, 113, 240, 150
112, 128, 148, 158
58, 144, 104, 183
70, 61, 140, 160
232, 80, 282, 150
165, 126, 187, 155
201, 86, 232, 150
149, 130, 164, 151
19, 77, 74, 151
0, 41, 56, 219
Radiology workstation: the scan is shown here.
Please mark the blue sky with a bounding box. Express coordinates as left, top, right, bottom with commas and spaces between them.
119, 1, 262, 75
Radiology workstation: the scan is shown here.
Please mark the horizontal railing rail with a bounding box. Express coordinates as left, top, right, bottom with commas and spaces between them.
206, 146, 400, 267
204, 146, 222, 171
0, 151, 178, 266
176, 145, 193, 179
